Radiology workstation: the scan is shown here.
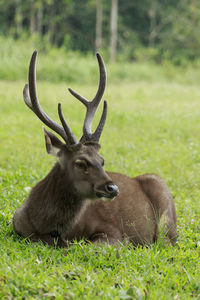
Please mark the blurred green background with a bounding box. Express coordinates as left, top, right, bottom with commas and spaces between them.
1, 1, 200, 299
0, 0, 200, 82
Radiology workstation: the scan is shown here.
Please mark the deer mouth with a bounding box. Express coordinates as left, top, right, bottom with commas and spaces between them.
95, 192, 114, 199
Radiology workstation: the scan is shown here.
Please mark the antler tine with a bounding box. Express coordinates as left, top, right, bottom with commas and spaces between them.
58, 103, 77, 145
25, 50, 76, 146
92, 53, 106, 104
93, 100, 107, 142
80, 101, 107, 143
68, 53, 106, 142
23, 83, 33, 109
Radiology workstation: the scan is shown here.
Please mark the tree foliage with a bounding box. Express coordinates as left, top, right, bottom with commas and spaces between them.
0, 0, 200, 63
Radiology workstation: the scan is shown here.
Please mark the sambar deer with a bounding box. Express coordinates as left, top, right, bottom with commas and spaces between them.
13, 51, 177, 246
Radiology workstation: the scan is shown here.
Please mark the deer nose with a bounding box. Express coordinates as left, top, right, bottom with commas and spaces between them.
105, 183, 119, 197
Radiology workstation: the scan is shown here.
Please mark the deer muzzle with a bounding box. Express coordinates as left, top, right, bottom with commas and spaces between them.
105, 183, 119, 197
95, 182, 119, 199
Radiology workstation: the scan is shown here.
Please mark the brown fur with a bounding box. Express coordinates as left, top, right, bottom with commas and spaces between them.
13, 144, 177, 246
68, 173, 177, 245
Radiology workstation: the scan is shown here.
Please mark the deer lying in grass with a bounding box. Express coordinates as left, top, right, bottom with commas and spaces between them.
13, 51, 177, 246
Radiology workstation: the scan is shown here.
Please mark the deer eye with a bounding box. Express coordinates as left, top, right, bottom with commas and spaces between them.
75, 160, 88, 170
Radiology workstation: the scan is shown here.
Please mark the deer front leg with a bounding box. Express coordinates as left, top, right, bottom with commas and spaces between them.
28, 233, 67, 248
90, 229, 122, 245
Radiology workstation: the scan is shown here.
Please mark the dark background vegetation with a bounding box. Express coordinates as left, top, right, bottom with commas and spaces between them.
1, 1, 200, 299
0, 0, 200, 65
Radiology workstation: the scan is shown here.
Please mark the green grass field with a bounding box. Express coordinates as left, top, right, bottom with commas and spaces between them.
0, 75, 200, 299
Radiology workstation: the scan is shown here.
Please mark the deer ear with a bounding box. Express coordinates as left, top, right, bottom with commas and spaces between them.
43, 128, 64, 157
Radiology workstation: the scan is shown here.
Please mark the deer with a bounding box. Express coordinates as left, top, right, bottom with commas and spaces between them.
13, 51, 177, 247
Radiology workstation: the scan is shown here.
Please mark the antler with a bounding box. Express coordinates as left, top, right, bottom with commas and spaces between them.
23, 50, 77, 146
68, 53, 107, 143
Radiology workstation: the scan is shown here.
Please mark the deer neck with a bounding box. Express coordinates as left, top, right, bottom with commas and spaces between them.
42, 162, 84, 207
28, 162, 85, 234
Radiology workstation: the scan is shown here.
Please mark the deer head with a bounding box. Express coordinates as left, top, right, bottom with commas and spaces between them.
23, 51, 119, 200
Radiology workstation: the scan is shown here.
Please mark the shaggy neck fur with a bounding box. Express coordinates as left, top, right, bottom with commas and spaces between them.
27, 162, 85, 235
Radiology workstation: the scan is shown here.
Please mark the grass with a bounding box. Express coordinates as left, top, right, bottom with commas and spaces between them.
2, 34, 200, 85
0, 70, 200, 298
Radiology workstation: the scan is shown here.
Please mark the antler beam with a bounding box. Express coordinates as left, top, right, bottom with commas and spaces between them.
68, 53, 107, 143
23, 51, 77, 146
